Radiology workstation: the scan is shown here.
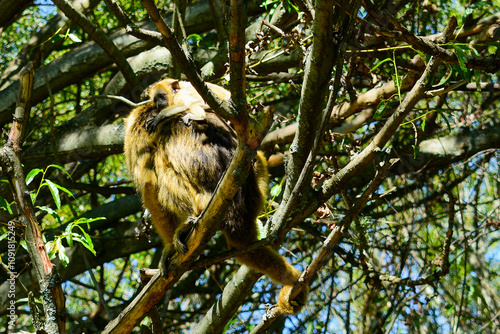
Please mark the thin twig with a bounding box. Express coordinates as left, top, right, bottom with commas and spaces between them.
82, 248, 112, 319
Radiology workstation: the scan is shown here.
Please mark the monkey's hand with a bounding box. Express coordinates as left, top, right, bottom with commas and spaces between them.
146, 114, 162, 132
146, 105, 190, 132
277, 284, 309, 314
173, 217, 199, 254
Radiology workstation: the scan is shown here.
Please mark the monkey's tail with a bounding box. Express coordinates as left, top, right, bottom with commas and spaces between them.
254, 151, 269, 200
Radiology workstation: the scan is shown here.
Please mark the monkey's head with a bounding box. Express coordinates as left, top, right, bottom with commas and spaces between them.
149, 79, 181, 110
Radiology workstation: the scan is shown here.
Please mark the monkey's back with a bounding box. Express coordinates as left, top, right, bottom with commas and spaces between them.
124, 102, 265, 242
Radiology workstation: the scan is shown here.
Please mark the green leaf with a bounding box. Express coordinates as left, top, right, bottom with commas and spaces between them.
67, 33, 82, 43
47, 164, 72, 180
44, 179, 61, 210
46, 240, 56, 260
375, 99, 388, 119
58, 246, 69, 266
36, 205, 62, 225
474, 69, 481, 91
282, 0, 299, 13
434, 66, 452, 87
416, 50, 427, 64
26, 168, 43, 185
72, 216, 106, 228
464, 2, 489, 17
69, 233, 86, 245
370, 58, 392, 73
15, 297, 31, 304
30, 192, 37, 205
307, 321, 314, 334
80, 233, 96, 256
65, 223, 75, 247
186, 34, 202, 46
0, 196, 13, 214
452, 45, 468, 74
270, 183, 282, 197
412, 145, 420, 159
54, 183, 74, 198
261, 0, 275, 10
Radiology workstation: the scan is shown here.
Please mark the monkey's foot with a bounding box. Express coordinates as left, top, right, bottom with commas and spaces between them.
181, 113, 206, 126
159, 247, 176, 277
277, 284, 309, 314
173, 217, 198, 254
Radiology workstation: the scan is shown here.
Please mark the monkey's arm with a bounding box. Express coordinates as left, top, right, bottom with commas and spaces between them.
147, 105, 208, 131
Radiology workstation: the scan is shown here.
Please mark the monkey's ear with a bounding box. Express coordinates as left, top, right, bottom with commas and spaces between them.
171, 80, 181, 93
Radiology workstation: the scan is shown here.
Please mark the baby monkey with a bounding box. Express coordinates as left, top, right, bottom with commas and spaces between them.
148, 78, 231, 129
124, 79, 308, 314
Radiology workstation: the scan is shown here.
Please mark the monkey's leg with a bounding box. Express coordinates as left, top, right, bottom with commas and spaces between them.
142, 184, 177, 244
169, 192, 211, 255
181, 113, 206, 126
142, 183, 180, 275
187, 105, 207, 119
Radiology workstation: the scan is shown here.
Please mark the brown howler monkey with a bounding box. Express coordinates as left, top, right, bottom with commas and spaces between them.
124, 79, 308, 314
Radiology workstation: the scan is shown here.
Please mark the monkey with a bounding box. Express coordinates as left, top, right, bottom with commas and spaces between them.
147, 78, 231, 128
124, 79, 308, 314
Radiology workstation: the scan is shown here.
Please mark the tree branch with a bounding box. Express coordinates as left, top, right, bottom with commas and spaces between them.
282, 0, 336, 202
0, 62, 66, 333
320, 55, 441, 199
52, 0, 140, 91
251, 156, 398, 333
227, 0, 247, 115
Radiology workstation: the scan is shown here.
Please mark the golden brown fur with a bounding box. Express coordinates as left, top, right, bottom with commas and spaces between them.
124, 80, 308, 314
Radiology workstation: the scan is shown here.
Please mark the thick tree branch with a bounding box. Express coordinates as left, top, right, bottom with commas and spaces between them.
227, 0, 247, 115
191, 266, 262, 334
8, 62, 34, 149
0, 0, 100, 91
52, 0, 140, 91
282, 0, 336, 201
0, 63, 66, 333
0, 0, 32, 28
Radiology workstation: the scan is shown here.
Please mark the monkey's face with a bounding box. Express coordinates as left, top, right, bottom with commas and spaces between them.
153, 91, 169, 109
149, 79, 182, 111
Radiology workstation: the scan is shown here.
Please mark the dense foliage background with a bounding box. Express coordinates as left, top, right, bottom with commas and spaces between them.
1, 0, 500, 333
